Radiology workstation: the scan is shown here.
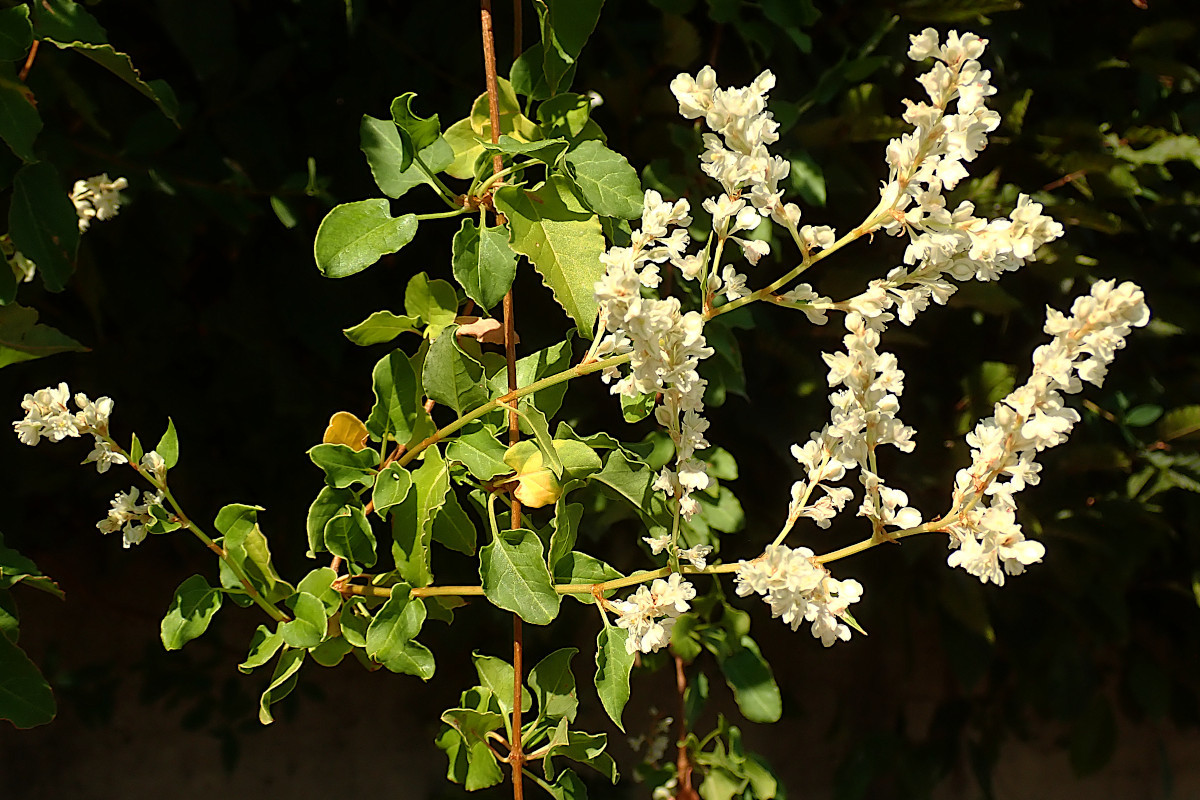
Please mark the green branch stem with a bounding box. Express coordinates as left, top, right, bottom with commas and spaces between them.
105, 437, 291, 624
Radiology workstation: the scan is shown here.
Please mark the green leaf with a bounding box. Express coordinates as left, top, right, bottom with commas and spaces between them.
537, 93, 594, 141
0, 633, 53, 728
258, 648, 305, 725
360, 114, 454, 198
403, 271, 459, 337
620, 391, 656, 423
10, 162, 79, 292
442, 117, 487, 181
537, 0, 605, 93
487, 338, 574, 419
479, 528, 561, 625
305, 486, 355, 556
594, 628, 635, 731
308, 443, 378, 489
314, 199, 418, 279
155, 418, 179, 470
547, 500, 583, 570
432, 490, 477, 556
0, 7, 32, 61
215, 504, 294, 605
47, 42, 179, 124
391, 446, 450, 587
441, 709, 507, 790
324, 506, 377, 569
494, 176, 605, 336
446, 424, 510, 480
0, 62, 40, 162
451, 217, 518, 312
160, 574, 223, 651
565, 139, 643, 219
367, 589, 435, 679
554, 551, 621, 589
473, 653, 532, 716
296, 567, 342, 615
546, 731, 618, 783
28, 0, 105, 44
390, 92, 441, 154
310, 636, 354, 668
523, 403, 563, 477
280, 591, 327, 649
343, 310, 420, 346
238, 625, 285, 674
511, 43, 572, 101
1160, 405, 1200, 441
1124, 404, 1163, 428
714, 637, 781, 724
423, 324, 490, 416
372, 463, 413, 519
0, 304, 87, 368
593, 450, 672, 536
0, 532, 61, 599
528, 647, 579, 725
366, 348, 419, 444
482, 133, 571, 165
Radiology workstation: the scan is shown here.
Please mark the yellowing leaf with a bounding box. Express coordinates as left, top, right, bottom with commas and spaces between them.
323, 411, 369, 451
503, 442, 562, 509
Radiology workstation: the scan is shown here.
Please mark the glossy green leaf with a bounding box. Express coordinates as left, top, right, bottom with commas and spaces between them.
620, 391, 656, 423
154, 418, 179, 469
372, 463, 413, 519
308, 443, 377, 489
441, 708, 507, 790
481, 133, 571, 164
537, 0, 604, 93
451, 217, 518, 312
215, 504, 293, 604
258, 647, 305, 725
28, 0, 104, 43
0, 633, 53, 728
493, 176, 605, 336
0, 62, 40, 162
547, 500, 583, 570
565, 139, 643, 219
511, 42, 573, 100
280, 591, 327, 649
473, 653, 532, 716
391, 446, 449, 587
296, 567, 341, 615
160, 574, 223, 651
0, 304, 88, 368
423, 324, 489, 416
403, 271, 459, 337
0, 7, 32, 61
343, 310, 420, 346
10, 163, 79, 292
442, 117, 487, 180
324, 506, 377, 569
313, 199, 418, 279
0, 533, 61, 599
487, 339, 574, 418
480, 528, 561, 625
310, 636, 354, 668
528, 647, 579, 726
715, 636, 781, 723
523, 403, 563, 477
432, 490, 477, 555
360, 114, 453, 198
390, 92, 441, 154
445, 424, 510, 480
537, 93, 593, 141
554, 551, 621, 589
366, 348, 419, 444
367, 586, 427, 669
305, 486, 355, 556
594, 627, 635, 730
546, 731, 617, 783
238, 625, 285, 674
593, 450, 672, 536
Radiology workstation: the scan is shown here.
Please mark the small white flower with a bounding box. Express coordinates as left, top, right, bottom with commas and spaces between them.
141, 450, 167, 482
679, 544, 712, 569
643, 534, 671, 555
70, 174, 128, 233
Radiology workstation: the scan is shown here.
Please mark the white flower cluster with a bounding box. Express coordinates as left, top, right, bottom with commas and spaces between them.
611, 573, 697, 654
947, 280, 1150, 584
13, 383, 129, 473
834, 29, 1065, 328
787, 312, 922, 534
594, 190, 714, 519
735, 544, 863, 646
97, 485, 164, 548
70, 174, 128, 233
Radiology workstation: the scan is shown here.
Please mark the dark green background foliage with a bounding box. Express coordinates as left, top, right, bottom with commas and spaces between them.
2, 0, 1200, 797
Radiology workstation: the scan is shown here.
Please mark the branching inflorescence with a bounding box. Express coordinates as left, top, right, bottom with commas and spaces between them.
11, 25, 1149, 800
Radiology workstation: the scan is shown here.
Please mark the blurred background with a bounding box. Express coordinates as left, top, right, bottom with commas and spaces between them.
2, 0, 1200, 797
